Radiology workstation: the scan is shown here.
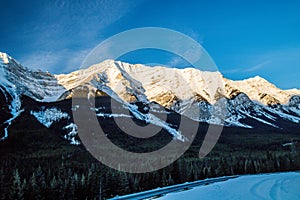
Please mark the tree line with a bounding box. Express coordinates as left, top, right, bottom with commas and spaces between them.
0, 148, 299, 200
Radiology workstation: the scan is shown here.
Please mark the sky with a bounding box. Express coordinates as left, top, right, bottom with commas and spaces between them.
0, 0, 300, 89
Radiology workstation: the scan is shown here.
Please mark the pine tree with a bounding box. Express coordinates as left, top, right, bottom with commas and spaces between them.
50, 176, 59, 199
69, 175, 76, 199
128, 174, 141, 192
29, 173, 38, 199
35, 166, 46, 200
10, 169, 24, 200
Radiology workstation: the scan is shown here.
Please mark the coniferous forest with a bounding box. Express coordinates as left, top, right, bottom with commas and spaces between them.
1, 116, 299, 199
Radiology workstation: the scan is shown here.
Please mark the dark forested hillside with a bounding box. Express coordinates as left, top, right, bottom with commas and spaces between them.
0, 96, 300, 199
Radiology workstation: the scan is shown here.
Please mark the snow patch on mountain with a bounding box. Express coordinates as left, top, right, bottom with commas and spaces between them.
125, 103, 186, 141
63, 123, 80, 145
30, 108, 70, 128
225, 115, 253, 128
96, 112, 132, 118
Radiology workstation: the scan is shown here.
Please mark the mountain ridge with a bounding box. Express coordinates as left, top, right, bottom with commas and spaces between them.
1, 52, 299, 104
1, 52, 300, 140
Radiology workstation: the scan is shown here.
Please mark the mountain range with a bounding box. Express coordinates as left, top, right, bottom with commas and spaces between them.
1, 52, 300, 144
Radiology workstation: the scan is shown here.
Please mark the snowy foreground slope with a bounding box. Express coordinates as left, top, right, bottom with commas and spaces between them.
157, 172, 300, 200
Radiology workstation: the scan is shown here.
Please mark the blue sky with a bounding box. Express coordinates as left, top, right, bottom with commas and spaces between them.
0, 0, 299, 89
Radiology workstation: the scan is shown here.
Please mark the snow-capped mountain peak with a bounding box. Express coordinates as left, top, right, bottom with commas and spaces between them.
224, 75, 300, 106
0, 52, 10, 64
0, 53, 67, 102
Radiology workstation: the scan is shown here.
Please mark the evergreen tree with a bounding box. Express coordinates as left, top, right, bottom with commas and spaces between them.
10, 169, 24, 200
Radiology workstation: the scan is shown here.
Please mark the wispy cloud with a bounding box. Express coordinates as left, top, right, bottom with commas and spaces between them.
222, 68, 241, 74
167, 56, 188, 67
244, 61, 270, 72
18, 0, 142, 73
20, 48, 91, 74
223, 61, 270, 74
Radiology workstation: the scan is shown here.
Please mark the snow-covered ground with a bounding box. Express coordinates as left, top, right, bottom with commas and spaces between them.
157, 172, 300, 200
